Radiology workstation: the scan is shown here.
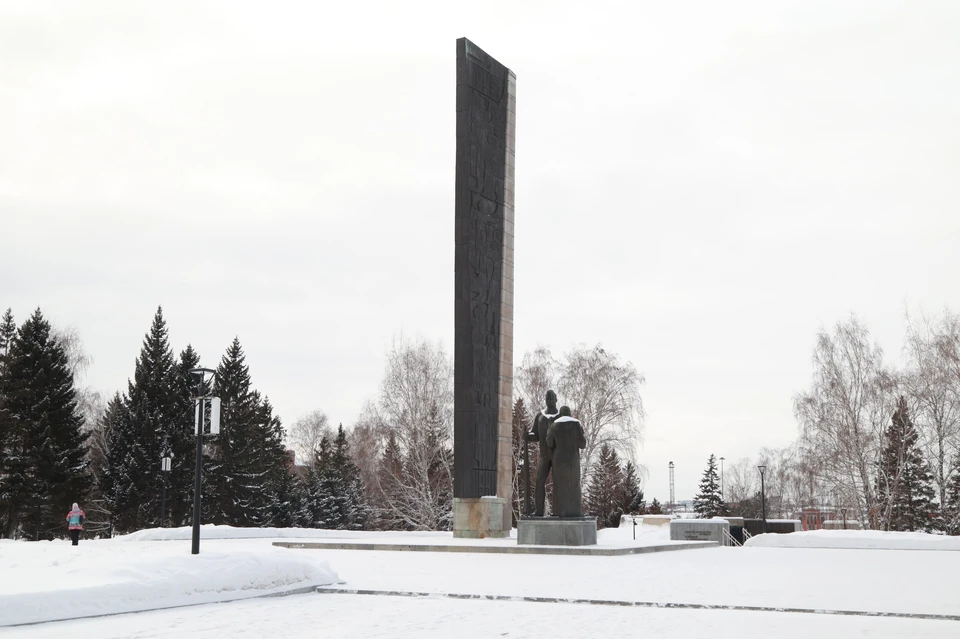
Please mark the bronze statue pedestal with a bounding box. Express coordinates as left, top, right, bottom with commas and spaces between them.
517, 516, 598, 546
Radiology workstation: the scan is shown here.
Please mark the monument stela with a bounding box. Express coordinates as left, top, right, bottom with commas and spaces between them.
453, 37, 516, 538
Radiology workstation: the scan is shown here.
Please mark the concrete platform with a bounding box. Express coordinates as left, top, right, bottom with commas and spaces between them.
273, 539, 716, 556
517, 516, 597, 546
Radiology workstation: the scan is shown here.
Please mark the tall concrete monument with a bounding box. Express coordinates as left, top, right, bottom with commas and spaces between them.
453, 38, 517, 538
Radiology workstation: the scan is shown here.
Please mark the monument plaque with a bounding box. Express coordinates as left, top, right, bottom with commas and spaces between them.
453, 38, 517, 538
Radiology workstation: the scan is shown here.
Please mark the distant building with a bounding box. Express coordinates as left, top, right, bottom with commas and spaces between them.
796, 506, 861, 530
284, 449, 310, 481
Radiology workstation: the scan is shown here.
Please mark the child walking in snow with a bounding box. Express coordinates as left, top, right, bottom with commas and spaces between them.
66, 503, 85, 546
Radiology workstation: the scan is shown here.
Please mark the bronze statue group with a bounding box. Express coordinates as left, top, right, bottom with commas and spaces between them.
525, 390, 587, 518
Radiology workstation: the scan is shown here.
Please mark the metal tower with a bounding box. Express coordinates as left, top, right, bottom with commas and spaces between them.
668, 461, 675, 511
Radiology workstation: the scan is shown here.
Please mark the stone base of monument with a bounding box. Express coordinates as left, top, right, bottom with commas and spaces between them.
452, 497, 511, 539
517, 516, 598, 546
670, 519, 731, 546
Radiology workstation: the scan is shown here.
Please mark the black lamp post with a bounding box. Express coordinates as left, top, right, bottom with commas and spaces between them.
160, 439, 173, 528
189, 368, 219, 556
758, 464, 767, 534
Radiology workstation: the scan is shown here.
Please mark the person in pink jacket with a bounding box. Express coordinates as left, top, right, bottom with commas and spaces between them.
66, 503, 85, 546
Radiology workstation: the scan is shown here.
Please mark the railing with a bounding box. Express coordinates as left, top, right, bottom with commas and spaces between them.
722, 528, 742, 547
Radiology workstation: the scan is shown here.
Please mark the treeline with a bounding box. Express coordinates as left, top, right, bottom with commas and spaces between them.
1, 305, 649, 538
0, 307, 364, 538
709, 311, 960, 534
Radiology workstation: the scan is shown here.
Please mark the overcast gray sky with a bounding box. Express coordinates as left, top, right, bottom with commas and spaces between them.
2, 1, 958, 501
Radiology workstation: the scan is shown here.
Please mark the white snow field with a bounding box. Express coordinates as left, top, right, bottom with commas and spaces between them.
745, 529, 960, 551
3, 524, 960, 638
0, 537, 339, 626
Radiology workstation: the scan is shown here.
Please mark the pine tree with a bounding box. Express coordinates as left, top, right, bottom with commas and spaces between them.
84, 393, 124, 535
307, 425, 369, 530
620, 461, 644, 515
694, 454, 726, 518
306, 436, 334, 527
0, 308, 15, 365
0, 309, 90, 539
876, 397, 938, 532
585, 444, 626, 528
944, 458, 960, 536
647, 498, 663, 514
270, 468, 311, 528
0, 308, 13, 535
102, 307, 182, 533
207, 338, 287, 527
376, 431, 405, 530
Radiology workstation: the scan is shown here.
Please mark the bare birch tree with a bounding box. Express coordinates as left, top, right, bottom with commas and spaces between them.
557, 344, 645, 486
904, 311, 960, 509
794, 316, 898, 528
369, 336, 454, 531
288, 409, 333, 468
515, 346, 558, 410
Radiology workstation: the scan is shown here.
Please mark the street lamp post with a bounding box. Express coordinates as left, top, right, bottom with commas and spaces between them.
189, 368, 220, 556
160, 438, 173, 528
757, 464, 767, 534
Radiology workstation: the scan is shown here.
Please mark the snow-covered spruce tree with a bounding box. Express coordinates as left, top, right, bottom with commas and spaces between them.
945, 459, 960, 535
0, 309, 90, 539
0, 308, 15, 365
83, 393, 123, 535
647, 498, 663, 514
621, 461, 644, 515
207, 338, 287, 527
876, 397, 938, 532
694, 454, 726, 518
306, 436, 333, 527
585, 444, 626, 528
270, 467, 311, 528
0, 308, 13, 535
375, 431, 406, 530
306, 425, 369, 530
102, 307, 182, 533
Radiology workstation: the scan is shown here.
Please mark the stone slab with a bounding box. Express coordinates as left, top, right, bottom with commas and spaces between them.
670, 519, 731, 546
452, 497, 510, 538
517, 517, 597, 546
273, 540, 716, 557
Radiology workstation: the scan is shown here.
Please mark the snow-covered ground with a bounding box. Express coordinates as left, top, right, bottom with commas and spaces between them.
745, 529, 960, 551
7, 592, 957, 639
3, 526, 959, 637
0, 537, 339, 626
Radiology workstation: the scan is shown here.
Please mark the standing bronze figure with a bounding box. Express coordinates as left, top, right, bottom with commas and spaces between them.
526, 390, 559, 516
546, 406, 587, 517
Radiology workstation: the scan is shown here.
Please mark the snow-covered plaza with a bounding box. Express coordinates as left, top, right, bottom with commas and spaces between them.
2, 524, 958, 638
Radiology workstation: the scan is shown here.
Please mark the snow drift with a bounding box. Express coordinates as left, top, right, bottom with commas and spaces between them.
744, 529, 960, 551
0, 539, 339, 626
